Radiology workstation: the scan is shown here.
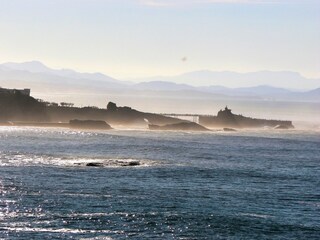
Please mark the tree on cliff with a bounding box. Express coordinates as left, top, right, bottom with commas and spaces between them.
60, 102, 74, 107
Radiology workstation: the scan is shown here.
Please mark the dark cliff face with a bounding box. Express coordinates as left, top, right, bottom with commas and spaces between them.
0, 92, 47, 122
199, 107, 294, 129
0, 94, 184, 127
104, 102, 184, 126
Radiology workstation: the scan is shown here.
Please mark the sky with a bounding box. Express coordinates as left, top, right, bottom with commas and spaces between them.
0, 0, 319, 80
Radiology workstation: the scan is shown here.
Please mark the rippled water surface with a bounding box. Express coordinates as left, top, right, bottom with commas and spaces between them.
0, 127, 319, 239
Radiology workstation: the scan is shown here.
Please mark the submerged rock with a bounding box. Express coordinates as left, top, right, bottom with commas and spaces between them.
149, 122, 209, 132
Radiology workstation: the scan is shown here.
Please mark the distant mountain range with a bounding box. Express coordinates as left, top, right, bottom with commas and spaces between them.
1, 61, 120, 84
0, 61, 319, 103
0, 61, 126, 93
131, 70, 320, 90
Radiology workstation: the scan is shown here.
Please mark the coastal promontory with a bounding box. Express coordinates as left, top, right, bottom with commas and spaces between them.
0, 89, 185, 128
0, 88, 295, 130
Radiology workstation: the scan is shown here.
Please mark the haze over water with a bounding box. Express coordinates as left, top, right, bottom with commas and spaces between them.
1, 0, 320, 239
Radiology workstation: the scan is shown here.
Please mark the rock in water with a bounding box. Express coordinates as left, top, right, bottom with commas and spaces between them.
86, 162, 104, 167
69, 119, 112, 130
149, 122, 210, 131
223, 128, 237, 132
120, 161, 140, 167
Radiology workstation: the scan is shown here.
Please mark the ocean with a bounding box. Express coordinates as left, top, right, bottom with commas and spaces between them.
0, 127, 319, 239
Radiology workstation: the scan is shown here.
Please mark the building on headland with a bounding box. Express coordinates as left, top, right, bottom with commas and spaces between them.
217, 106, 232, 118
0, 87, 31, 96
199, 106, 294, 129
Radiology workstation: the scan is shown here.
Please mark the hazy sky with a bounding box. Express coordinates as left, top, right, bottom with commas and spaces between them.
0, 0, 319, 79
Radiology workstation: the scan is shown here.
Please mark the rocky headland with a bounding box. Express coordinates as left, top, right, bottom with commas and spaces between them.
0, 90, 185, 129
0, 90, 295, 131
200, 107, 294, 129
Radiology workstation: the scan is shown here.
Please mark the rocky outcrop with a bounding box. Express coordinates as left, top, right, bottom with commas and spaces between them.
223, 128, 237, 132
200, 107, 294, 129
149, 122, 210, 131
69, 119, 112, 130
85, 160, 140, 167
46, 102, 184, 127
0, 91, 47, 122
86, 162, 104, 167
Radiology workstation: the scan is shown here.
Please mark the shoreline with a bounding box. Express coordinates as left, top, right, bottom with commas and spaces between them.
1, 122, 318, 133
0, 122, 70, 128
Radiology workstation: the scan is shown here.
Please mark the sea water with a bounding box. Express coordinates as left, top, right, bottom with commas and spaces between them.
0, 127, 319, 239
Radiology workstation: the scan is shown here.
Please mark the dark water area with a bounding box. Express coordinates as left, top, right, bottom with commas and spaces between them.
0, 127, 319, 239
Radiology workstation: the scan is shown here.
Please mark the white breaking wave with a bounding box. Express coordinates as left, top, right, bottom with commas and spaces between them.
0, 151, 161, 168
3, 226, 120, 235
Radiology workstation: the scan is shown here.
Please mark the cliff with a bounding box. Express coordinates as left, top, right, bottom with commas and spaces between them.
0, 92, 295, 130
0, 91, 47, 122
0, 92, 184, 127
45, 102, 184, 127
